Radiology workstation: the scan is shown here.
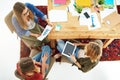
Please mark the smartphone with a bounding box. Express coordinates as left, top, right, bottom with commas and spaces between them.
84, 12, 90, 18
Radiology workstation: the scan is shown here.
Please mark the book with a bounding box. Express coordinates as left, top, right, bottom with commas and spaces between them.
103, 0, 114, 8
54, 0, 66, 4
76, 0, 91, 7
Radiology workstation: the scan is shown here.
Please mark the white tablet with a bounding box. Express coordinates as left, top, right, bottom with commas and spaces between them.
62, 41, 76, 57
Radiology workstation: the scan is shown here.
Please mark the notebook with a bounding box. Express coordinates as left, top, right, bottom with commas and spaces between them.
104, 0, 114, 8
54, 0, 66, 4
76, 0, 91, 7
62, 41, 76, 57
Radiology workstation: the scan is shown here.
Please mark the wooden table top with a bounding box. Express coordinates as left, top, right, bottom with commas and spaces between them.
47, 0, 120, 39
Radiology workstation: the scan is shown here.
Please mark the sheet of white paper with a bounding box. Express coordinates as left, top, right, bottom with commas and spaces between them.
48, 10, 68, 22
88, 13, 101, 30
100, 8, 116, 22
79, 8, 92, 26
67, 1, 79, 16
37, 25, 53, 41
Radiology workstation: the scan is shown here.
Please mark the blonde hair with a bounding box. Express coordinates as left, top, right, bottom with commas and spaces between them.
13, 2, 34, 29
85, 41, 102, 62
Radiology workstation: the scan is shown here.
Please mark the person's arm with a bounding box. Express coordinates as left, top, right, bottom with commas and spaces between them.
25, 3, 53, 26
41, 53, 48, 78
30, 32, 41, 38
70, 54, 81, 69
33, 60, 41, 66
25, 3, 46, 20
73, 42, 87, 46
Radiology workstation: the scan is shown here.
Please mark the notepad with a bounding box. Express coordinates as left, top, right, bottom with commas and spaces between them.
76, 0, 91, 7
104, 0, 114, 8
54, 0, 66, 4
48, 10, 67, 22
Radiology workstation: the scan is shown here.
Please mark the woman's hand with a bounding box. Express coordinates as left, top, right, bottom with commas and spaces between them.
45, 18, 53, 26
70, 54, 77, 63
42, 52, 48, 63
30, 33, 41, 38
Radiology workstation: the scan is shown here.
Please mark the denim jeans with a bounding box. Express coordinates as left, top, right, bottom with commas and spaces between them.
32, 45, 51, 64
57, 40, 80, 62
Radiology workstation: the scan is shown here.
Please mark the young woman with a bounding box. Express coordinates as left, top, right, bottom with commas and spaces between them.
56, 39, 103, 72
16, 45, 52, 80
12, 2, 53, 50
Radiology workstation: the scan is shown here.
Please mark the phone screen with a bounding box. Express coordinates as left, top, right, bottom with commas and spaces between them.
84, 12, 90, 18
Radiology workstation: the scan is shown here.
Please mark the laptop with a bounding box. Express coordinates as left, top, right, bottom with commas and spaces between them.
62, 41, 76, 57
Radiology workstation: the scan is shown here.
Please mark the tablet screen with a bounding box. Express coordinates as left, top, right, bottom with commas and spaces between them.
62, 41, 76, 57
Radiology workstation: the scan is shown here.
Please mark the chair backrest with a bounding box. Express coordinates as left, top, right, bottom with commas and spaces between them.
4, 11, 15, 33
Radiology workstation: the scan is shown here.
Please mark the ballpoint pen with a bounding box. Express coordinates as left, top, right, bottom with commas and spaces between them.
91, 15, 95, 27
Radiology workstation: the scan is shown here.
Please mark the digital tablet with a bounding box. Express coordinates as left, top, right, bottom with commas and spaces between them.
62, 41, 76, 57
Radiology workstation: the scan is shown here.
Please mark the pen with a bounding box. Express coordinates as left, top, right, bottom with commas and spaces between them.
91, 15, 95, 27
67, 6, 69, 12
94, 5, 100, 13
78, 15, 80, 20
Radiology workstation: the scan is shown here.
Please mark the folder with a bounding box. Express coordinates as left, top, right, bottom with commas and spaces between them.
76, 0, 91, 7
54, 0, 66, 4
104, 0, 114, 8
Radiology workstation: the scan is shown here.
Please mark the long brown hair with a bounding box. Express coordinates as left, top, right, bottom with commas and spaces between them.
13, 2, 34, 29
85, 42, 102, 62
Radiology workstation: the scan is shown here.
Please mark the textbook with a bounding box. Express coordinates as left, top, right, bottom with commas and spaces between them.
104, 0, 114, 8
76, 0, 91, 7
54, 0, 66, 4
37, 25, 53, 41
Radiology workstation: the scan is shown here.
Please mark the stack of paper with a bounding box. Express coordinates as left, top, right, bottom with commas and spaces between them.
37, 25, 53, 41
48, 10, 68, 22
79, 9, 101, 30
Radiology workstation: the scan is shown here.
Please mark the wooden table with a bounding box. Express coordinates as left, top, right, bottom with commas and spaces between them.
47, 0, 120, 48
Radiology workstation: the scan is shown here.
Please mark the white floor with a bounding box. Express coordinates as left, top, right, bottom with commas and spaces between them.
0, 0, 120, 80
